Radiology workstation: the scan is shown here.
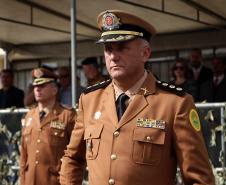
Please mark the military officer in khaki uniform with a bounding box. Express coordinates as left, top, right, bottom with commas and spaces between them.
20, 67, 76, 185
60, 10, 215, 185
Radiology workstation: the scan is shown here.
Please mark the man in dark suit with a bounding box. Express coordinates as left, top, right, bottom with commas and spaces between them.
0, 69, 24, 108
199, 57, 226, 102
189, 48, 213, 101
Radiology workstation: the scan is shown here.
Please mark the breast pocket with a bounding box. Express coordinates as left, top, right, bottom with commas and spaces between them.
23, 127, 32, 144
49, 128, 65, 146
84, 123, 104, 160
132, 127, 165, 166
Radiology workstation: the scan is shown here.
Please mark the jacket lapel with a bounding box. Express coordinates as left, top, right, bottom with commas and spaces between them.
32, 107, 41, 129
118, 73, 157, 128
102, 83, 119, 128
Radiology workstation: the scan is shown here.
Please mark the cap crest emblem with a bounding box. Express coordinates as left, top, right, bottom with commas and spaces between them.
34, 69, 43, 78
102, 12, 121, 31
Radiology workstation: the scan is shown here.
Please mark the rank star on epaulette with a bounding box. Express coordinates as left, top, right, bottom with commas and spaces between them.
50, 120, 65, 130
156, 80, 185, 96
136, 118, 165, 130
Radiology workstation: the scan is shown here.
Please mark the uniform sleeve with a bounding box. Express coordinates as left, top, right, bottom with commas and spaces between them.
19, 117, 28, 185
66, 109, 77, 140
60, 94, 86, 185
173, 94, 215, 185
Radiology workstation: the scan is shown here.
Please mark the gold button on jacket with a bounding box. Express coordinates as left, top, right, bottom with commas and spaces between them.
60, 73, 214, 185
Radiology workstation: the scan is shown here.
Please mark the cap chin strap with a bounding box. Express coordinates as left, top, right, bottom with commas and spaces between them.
101, 30, 143, 37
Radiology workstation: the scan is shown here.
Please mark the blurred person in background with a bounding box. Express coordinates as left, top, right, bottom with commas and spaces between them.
199, 57, 226, 102
57, 66, 84, 107
81, 57, 109, 86
0, 69, 24, 108
170, 59, 197, 100
189, 48, 212, 101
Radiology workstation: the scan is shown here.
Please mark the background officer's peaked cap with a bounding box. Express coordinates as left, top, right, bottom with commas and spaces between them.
97, 9, 156, 44
32, 67, 57, 86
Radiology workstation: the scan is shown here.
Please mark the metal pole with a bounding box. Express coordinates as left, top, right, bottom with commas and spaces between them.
195, 102, 226, 108
220, 107, 225, 166
70, 0, 77, 107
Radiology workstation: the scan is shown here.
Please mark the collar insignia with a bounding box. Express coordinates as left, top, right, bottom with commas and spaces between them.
102, 12, 121, 31
140, 87, 149, 95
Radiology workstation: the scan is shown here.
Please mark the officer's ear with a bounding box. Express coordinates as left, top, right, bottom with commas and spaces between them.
50, 82, 58, 96
141, 41, 151, 63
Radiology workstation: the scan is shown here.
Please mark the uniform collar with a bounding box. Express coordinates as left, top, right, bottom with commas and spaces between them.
113, 71, 148, 101
137, 72, 156, 96
38, 102, 62, 115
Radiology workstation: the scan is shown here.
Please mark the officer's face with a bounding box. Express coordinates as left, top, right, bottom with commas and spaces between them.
104, 39, 151, 82
82, 64, 99, 80
34, 82, 58, 103
0, 72, 13, 88
58, 68, 71, 88
212, 58, 225, 75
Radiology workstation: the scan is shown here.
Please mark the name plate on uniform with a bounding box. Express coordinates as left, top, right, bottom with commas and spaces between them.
136, 118, 165, 130
50, 120, 65, 130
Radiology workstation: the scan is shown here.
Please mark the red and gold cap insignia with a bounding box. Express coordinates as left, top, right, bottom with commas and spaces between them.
102, 12, 121, 31
33, 69, 43, 78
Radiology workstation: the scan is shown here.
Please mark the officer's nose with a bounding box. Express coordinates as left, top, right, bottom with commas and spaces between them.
109, 50, 120, 61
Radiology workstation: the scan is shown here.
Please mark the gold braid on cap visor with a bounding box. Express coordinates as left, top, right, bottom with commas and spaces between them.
33, 78, 55, 85
101, 30, 143, 37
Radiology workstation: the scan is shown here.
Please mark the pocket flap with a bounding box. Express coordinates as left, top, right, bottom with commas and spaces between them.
84, 123, 104, 139
133, 128, 165, 145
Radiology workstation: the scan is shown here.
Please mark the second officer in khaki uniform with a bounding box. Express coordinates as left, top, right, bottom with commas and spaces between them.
20, 67, 76, 185
60, 10, 215, 185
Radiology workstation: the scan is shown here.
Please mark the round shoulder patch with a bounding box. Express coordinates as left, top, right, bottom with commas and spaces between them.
189, 109, 201, 131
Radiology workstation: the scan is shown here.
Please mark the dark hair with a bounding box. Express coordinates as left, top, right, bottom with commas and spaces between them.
81, 57, 99, 69
191, 48, 202, 55
41, 65, 54, 72
0, 69, 14, 77
172, 59, 189, 79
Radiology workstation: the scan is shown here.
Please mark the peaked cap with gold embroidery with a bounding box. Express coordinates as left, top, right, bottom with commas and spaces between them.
96, 10, 156, 43
32, 67, 57, 86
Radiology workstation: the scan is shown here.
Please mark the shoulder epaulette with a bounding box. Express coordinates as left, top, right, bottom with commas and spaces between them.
156, 80, 185, 96
83, 79, 112, 94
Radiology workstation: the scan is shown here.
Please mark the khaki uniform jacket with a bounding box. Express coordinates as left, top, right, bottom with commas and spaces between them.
20, 103, 76, 185
60, 73, 215, 185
